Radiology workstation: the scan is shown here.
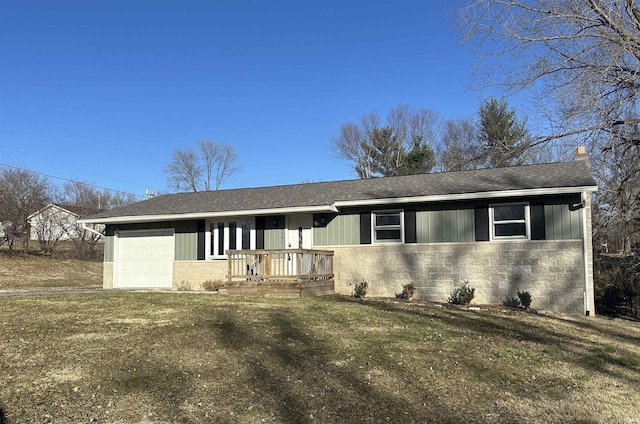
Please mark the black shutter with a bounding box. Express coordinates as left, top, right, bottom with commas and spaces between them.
530, 203, 546, 240
218, 222, 224, 255
360, 212, 371, 244
255, 216, 265, 249
196, 220, 205, 260
228, 222, 237, 250
404, 210, 416, 243
475, 206, 490, 241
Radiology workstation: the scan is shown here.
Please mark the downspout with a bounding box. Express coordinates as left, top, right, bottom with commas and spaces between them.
574, 146, 593, 317
81, 223, 105, 239
581, 191, 590, 316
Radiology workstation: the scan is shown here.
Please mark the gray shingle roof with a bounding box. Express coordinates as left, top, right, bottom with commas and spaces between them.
85, 160, 597, 222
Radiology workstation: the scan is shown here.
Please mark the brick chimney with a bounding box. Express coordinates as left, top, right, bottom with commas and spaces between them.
574, 146, 589, 166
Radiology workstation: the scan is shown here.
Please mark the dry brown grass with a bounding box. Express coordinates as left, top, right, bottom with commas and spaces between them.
0, 250, 102, 291
1, 293, 639, 423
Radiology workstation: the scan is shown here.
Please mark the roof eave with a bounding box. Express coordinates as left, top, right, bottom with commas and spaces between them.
77, 204, 340, 225
27, 204, 80, 221
333, 185, 598, 208
78, 185, 598, 225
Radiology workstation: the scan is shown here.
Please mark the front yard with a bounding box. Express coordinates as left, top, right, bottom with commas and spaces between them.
0, 250, 102, 291
1, 293, 639, 423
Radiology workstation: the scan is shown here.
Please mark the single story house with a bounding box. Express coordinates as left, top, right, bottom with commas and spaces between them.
79, 149, 598, 315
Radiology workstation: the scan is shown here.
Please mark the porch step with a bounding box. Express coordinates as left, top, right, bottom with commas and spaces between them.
301, 280, 334, 298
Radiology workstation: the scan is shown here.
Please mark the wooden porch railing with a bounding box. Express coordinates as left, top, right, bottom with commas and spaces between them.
226, 249, 334, 281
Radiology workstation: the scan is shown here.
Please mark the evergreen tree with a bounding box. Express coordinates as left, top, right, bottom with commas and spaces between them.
477, 98, 531, 168
333, 106, 439, 178
397, 137, 436, 176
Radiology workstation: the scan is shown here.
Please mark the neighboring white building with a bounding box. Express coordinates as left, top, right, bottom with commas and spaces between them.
0, 221, 11, 239
27, 204, 104, 242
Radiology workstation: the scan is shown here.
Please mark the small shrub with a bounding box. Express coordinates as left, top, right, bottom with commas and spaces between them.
202, 279, 225, 291
504, 296, 520, 308
449, 280, 475, 305
396, 283, 416, 300
354, 279, 368, 298
517, 290, 532, 310
176, 280, 191, 291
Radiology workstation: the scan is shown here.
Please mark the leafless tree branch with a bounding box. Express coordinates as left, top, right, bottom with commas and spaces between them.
462, 0, 640, 144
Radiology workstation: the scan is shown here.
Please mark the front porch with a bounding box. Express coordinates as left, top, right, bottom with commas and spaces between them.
226, 249, 335, 298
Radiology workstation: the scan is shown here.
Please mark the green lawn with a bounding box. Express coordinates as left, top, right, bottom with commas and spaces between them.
1, 293, 639, 423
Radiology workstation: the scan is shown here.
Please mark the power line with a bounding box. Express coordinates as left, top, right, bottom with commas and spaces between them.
0, 162, 145, 200
0, 105, 167, 166
0, 144, 151, 190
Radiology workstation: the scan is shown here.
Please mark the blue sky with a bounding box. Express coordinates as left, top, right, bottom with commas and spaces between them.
0, 0, 491, 200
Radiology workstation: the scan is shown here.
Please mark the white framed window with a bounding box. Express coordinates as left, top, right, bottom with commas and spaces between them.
207, 218, 254, 258
372, 210, 404, 243
490, 203, 530, 240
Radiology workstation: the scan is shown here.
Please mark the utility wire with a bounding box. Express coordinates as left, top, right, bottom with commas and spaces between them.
0, 105, 167, 165
0, 144, 151, 190
0, 162, 145, 200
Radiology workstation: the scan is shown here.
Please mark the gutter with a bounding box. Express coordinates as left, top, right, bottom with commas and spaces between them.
81, 223, 105, 239
332, 185, 598, 208
78, 204, 340, 225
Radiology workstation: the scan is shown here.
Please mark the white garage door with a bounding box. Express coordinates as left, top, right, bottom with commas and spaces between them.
115, 229, 174, 288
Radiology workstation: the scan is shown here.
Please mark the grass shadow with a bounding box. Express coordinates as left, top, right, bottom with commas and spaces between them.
546, 314, 640, 345
325, 295, 640, 389
208, 302, 499, 423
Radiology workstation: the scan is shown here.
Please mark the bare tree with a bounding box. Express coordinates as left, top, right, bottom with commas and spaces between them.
63, 181, 136, 211
332, 105, 440, 178
0, 168, 53, 250
592, 128, 640, 254
461, 0, 640, 146
62, 181, 102, 212
166, 142, 239, 192
166, 149, 202, 192
409, 108, 442, 147
29, 205, 75, 254
103, 191, 137, 209
198, 141, 216, 191
60, 181, 137, 257
332, 116, 377, 178
438, 117, 483, 171
200, 141, 239, 190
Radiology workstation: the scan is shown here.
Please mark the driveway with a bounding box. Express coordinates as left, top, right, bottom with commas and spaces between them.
0, 288, 108, 297
0, 289, 213, 297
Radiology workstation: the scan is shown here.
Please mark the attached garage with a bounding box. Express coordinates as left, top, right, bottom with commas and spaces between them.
114, 229, 174, 288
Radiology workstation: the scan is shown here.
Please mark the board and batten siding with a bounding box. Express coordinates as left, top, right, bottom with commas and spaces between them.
545, 204, 582, 240
416, 209, 475, 243
104, 235, 114, 262
313, 214, 360, 246
175, 229, 197, 261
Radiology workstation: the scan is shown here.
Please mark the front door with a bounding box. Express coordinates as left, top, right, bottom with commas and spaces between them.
286, 214, 312, 249
286, 214, 313, 275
